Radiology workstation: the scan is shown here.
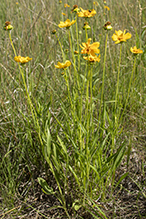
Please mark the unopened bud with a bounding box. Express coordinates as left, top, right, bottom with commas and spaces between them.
4, 21, 13, 31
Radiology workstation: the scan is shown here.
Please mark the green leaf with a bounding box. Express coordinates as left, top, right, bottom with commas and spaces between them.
57, 135, 67, 155
112, 144, 126, 171
114, 172, 129, 189
69, 165, 80, 186
37, 177, 56, 195
46, 128, 51, 158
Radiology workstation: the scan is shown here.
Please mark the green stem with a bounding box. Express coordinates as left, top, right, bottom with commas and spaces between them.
86, 64, 91, 153
55, 33, 65, 61
64, 70, 73, 109
85, 28, 88, 42
99, 32, 108, 125
115, 44, 122, 111
68, 28, 81, 100
75, 15, 80, 71
120, 56, 137, 122
90, 66, 93, 138
68, 28, 76, 72
9, 32, 17, 56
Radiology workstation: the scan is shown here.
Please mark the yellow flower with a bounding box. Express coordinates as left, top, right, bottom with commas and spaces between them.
58, 19, 76, 28
62, 12, 66, 16
14, 56, 32, 64
59, 0, 62, 3
4, 21, 13, 31
55, 60, 71, 69
83, 54, 100, 63
77, 8, 96, 18
104, 6, 110, 11
16, 2, 19, 4
112, 30, 132, 44
80, 38, 100, 56
130, 46, 143, 54
64, 3, 70, 7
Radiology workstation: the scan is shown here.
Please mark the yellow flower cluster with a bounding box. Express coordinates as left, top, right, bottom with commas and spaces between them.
14, 56, 32, 64
80, 38, 100, 63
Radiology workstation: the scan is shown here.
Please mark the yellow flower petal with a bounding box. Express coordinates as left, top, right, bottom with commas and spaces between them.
104, 6, 110, 11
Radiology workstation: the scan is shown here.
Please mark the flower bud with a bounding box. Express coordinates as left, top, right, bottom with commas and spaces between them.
71, 5, 80, 13
83, 22, 91, 30
4, 21, 13, 31
103, 21, 112, 30
51, 29, 57, 34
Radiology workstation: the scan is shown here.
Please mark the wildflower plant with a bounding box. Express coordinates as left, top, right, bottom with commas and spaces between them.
2, 1, 145, 219
5, 21, 43, 152
36, 5, 134, 218
37, 5, 130, 216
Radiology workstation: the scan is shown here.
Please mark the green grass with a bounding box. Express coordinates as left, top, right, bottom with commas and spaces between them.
0, 0, 146, 218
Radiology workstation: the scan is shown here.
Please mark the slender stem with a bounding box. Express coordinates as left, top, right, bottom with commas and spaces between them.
99, 32, 108, 125
68, 28, 81, 95
9, 32, 17, 56
90, 66, 93, 138
86, 64, 91, 153
120, 56, 137, 122
55, 33, 65, 61
115, 44, 122, 111
64, 70, 73, 109
85, 28, 88, 42
75, 15, 80, 71
68, 29, 76, 72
